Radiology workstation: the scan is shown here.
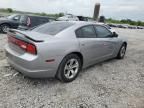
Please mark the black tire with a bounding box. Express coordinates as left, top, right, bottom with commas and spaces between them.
0, 24, 10, 33
56, 54, 82, 82
117, 43, 127, 59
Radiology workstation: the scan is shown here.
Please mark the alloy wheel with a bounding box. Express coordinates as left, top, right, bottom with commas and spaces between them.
64, 58, 79, 79
120, 46, 126, 57
2, 25, 9, 33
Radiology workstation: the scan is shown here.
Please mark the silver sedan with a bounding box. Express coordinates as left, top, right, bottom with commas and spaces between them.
5, 21, 127, 82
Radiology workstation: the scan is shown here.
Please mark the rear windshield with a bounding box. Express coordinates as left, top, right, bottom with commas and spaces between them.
32, 22, 74, 35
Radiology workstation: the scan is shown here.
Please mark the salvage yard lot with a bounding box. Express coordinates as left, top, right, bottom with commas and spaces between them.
0, 28, 144, 108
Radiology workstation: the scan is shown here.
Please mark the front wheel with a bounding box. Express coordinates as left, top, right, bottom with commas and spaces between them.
0, 24, 10, 33
56, 54, 82, 82
117, 44, 127, 59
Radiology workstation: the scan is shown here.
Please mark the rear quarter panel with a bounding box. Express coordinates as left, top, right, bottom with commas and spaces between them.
35, 30, 80, 72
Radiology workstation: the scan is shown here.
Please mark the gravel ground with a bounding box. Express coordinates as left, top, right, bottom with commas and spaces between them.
0, 28, 144, 108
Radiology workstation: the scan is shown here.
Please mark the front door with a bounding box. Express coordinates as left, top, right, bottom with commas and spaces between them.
94, 25, 118, 59
76, 25, 107, 66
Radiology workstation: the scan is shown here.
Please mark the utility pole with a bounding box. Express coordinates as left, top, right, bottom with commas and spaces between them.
93, 3, 101, 21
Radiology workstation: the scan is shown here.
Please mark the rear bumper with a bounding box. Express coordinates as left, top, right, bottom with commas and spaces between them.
7, 58, 55, 78
5, 45, 57, 78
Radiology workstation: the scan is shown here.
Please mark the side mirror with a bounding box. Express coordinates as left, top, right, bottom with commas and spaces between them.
112, 32, 118, 37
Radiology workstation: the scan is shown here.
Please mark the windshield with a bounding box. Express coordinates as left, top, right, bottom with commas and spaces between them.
32, 22, 74, 35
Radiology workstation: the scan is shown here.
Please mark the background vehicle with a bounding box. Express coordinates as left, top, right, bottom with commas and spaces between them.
0, 14, 20, 33
0, 14, 55, 33
18, 15, 55, 30
77, 16, 88, 21
57, 14, 79, 21
108, 23, 118, 28
5, 21, 127, 82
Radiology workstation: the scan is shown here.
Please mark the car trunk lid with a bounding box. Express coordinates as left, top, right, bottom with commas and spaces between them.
7, 29, 50, 55
9, 29, 52, 42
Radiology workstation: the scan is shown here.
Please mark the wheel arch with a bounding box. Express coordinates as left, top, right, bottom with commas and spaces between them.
55, 51, 84, 80
69, 52, 83, 67
0, 23, 11, 27
123, 42, 127, 47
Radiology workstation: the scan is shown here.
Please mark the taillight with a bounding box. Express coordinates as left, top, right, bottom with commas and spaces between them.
8, 36, 37, 55
27, 43, 37, 55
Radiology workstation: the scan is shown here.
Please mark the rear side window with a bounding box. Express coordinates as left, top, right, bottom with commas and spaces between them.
76, 25, 96, 38
32, 22, 74, 35
29, 17, 47, 27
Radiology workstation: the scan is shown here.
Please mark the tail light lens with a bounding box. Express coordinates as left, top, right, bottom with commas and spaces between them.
27, 44, 37, 55
8, 36, 37, 55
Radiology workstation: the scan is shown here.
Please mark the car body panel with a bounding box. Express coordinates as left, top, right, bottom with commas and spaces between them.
0, 17, 19, 29
77, 36, 122, 68
5, 21, 127, 78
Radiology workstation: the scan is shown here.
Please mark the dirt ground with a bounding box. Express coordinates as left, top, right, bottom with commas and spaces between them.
0, 28, 144, 108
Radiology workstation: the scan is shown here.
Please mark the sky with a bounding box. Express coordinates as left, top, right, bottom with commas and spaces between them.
0, 0, 144, 21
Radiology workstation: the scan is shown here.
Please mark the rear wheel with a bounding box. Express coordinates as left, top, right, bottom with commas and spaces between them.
56, 54, 82, 82
0, 24, 10, 33
117, 44, 127, 59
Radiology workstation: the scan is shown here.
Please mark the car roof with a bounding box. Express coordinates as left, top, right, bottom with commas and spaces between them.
60, 21, 104, 25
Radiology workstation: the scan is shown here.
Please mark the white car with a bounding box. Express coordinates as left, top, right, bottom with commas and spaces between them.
57, 14, 79, 21
5, 21, 127, 82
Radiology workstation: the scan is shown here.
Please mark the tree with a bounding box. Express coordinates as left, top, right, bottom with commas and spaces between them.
40, 12, 47, 16
137, 21, 142, 26
120, 19, 127, 23
7, 8, 13, 13
58, 13, 64, 17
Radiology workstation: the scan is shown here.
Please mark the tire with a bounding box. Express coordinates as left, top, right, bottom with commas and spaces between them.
0, 24, 10, 33
117, 43, 127, 59
56, 54, 82, 82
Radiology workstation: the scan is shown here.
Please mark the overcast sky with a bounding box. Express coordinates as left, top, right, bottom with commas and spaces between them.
0, 0, 143, 21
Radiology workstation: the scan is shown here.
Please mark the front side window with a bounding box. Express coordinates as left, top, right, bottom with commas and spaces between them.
7, 14, 21, 21
76, 25, 96, 38
94, 25, 112, 38
12, 15, 21, 21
